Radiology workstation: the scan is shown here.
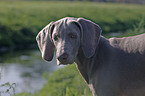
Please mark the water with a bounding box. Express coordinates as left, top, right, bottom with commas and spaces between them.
0, 50, 62, 95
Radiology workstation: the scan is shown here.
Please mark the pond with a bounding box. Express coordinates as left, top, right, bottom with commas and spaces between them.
0, 49, 62, 95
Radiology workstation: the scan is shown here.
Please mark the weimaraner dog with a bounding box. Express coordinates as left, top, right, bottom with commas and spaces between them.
36, 17, 145, 96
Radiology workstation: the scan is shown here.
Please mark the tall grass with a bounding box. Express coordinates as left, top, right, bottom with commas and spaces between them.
0, 1, 145, 50
122, 16, 145, 36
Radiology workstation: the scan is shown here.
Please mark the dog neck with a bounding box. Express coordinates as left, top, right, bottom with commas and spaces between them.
75, 36, 111, 84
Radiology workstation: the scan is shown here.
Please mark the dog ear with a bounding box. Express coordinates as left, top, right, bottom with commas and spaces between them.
36, 22, 55, 61
77, 18, 102, 58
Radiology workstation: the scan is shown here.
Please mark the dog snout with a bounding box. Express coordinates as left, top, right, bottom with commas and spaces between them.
57, 53, 69, 63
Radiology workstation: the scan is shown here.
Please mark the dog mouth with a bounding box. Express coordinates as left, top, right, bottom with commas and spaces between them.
57, 59, 74, 65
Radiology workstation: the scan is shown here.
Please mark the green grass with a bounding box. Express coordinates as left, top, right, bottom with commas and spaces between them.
0, 1, 145, 50
104, 16, 145, 38
120, 16, 145, 37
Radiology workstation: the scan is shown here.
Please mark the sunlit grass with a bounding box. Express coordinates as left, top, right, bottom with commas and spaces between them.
0, 1, 145, 49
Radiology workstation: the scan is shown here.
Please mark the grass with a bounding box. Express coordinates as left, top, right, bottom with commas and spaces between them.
104, 16, 145, 38
0, 1, 145, 50
120, 16, 145, 37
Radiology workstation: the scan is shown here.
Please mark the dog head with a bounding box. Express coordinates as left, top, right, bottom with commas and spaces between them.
36, 17, 102, 65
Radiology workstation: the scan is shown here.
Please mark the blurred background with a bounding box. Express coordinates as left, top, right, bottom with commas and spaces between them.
0, 0, 145, 96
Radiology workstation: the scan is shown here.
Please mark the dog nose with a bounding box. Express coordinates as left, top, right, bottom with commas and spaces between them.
57, 53, 68, 62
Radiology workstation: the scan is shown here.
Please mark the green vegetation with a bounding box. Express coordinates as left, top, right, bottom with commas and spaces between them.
119, 16, 145, 37
0, 1, 145, 51
0, 82, 16, 96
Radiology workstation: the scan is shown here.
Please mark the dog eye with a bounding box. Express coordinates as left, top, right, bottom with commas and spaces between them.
54, 35, 58, 41
69, 34, 77, 39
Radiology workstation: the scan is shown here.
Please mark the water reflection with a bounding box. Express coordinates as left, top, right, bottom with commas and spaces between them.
0, 50, 62, 95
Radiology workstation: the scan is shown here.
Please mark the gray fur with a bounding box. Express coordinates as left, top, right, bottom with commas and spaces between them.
36, 17, 145, 96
